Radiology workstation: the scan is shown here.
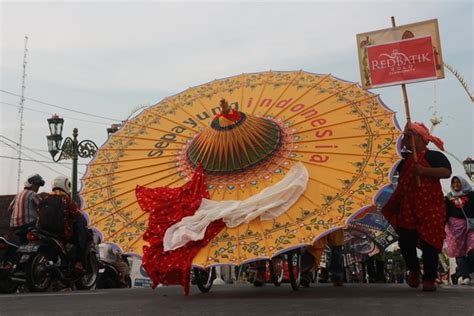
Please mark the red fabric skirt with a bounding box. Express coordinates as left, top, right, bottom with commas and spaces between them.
381, 152, 446, 251
136, 167, 225, 295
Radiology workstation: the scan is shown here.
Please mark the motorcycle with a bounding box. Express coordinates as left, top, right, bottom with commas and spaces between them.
96, 254, 131, 289
13, 229, 99, 292
0, 234, 21, 293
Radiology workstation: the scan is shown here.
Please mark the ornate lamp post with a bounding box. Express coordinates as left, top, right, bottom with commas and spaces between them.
46, 114, 98, 202
463, 157, 474, 181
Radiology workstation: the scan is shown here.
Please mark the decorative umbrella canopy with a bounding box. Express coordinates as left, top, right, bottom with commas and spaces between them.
81, 70, 401, 265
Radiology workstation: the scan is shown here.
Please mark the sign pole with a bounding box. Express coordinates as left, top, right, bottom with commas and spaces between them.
391, 16, 420, 186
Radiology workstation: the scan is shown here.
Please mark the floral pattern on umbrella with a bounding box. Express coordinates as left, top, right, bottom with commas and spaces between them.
80, 70, 401, 267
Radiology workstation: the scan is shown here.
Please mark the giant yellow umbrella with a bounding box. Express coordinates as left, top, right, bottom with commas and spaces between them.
81, 70, 401, 267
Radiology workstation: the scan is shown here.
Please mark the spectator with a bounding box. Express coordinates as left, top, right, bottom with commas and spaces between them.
445, 175, 474, 285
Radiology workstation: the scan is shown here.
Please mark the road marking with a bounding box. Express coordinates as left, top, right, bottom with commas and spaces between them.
0, 291, 107, 298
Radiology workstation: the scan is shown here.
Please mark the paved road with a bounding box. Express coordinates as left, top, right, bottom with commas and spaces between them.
0, 283, 473, 316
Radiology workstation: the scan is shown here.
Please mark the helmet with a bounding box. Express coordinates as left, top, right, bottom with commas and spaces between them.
26, 174, 45, 187
52, 175, 72, 194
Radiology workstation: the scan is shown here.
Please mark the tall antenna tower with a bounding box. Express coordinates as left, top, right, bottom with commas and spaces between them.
16, 35, 29, 193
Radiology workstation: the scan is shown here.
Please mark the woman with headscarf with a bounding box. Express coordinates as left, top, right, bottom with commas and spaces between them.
381, 122, 451, 291
445, 175, 474, 285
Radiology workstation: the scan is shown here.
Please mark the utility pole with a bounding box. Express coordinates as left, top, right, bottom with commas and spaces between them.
16, 35, 29, 193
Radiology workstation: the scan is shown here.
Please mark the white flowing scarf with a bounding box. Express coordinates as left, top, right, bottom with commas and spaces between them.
163, 162, 309, 251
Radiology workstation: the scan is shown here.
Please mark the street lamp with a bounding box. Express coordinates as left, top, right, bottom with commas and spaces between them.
46, 114, 99, 203
463, 157, 474, 181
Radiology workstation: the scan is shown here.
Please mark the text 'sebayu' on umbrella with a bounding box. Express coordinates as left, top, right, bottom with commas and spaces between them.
80, 70, 402, 266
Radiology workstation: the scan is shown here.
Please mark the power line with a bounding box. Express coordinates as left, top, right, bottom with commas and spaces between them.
1, 135, 61, 163
0, 143, 49, 153
0, 135, 87, 167
0, 136, 87, 177
0, 140, 70, 176
0, 142, 49, 153
1, 135, 57, 161
0, 89, 122, 122
0, 155, 83, 165
0, 101, 110, 126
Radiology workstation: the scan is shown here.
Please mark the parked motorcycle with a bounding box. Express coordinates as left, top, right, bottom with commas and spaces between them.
13, 229, 99, 292
96, 255, 131, 289
96, 243, 131, 289
0, 234, 21, 294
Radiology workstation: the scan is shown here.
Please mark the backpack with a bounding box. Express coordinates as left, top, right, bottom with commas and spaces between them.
37, 195, 65, 235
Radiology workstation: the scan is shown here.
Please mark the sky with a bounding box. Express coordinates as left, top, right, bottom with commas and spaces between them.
1, 0, 473, 196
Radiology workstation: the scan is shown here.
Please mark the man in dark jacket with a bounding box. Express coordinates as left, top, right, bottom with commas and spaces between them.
36, 176, 90, 271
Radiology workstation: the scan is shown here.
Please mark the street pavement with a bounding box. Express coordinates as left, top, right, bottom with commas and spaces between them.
0, 283, 472, 316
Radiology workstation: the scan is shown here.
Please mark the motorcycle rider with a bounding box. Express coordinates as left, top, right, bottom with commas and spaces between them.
36, 176, 90, 272
8, 174, 45, 244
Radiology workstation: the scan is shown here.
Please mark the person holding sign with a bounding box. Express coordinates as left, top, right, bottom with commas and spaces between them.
381, 122, 451, 291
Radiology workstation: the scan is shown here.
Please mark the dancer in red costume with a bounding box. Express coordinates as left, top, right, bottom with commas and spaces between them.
136, 166, 225, 295
382, 122, 451, 292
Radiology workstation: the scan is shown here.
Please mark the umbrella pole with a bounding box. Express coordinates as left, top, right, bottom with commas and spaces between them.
391, 16, 421, 186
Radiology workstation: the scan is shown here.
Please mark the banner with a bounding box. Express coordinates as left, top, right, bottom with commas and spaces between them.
357, 19, 444, 89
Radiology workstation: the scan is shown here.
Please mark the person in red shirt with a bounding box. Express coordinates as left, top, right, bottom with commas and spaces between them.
382, 122, 451, 291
